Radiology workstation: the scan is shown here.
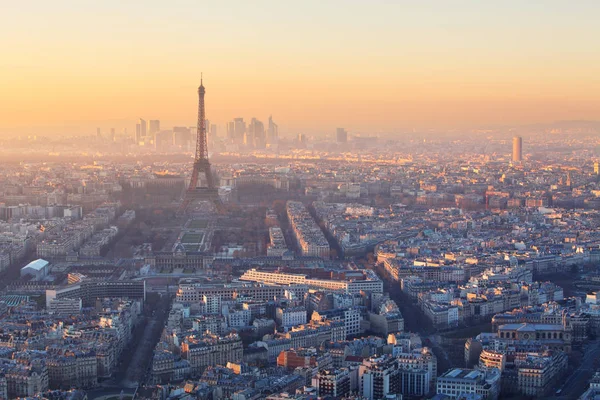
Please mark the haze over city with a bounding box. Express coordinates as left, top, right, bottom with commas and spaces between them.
4, 2, 600, 400
2, 0, 600, 136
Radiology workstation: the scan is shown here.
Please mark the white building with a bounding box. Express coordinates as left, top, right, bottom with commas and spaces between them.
359, 356, 400, 400
267, 227, 289, 257
343, 308, 362, 337
240, 268, 383, 294
20, 258, 49, 279
48, 297, 82, 315
436, 368, 500, 400
276, 306, 307, 328
226, 309, 251, 328
203, 294, 222, 314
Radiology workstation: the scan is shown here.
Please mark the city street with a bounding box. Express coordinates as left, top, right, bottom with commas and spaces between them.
549, 340, 600, 399
120, 293, 172, 388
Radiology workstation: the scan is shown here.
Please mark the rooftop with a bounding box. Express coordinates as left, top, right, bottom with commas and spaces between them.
22, 258, 49, 271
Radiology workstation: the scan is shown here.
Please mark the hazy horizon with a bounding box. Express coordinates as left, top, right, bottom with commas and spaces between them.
2, 0, 600, 136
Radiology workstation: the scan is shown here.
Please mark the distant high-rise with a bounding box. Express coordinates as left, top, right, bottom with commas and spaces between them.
136, 118, 147, 144
110, 128, 115, 142
149, 120, 160, 136
249, 118, 265, 148
155, 130, 173, 151
336, 128, 348, 143
139, 118, 147, 136
96, 127, 102, 138
227, 121, 235, 140
594, 162, 599, 175
512, 136, 522, 162
211, 124, 217, 138
268, 116, 279, 143
173, 126, 191, 149
297, 133, 307, 146
233, 118, 246, 143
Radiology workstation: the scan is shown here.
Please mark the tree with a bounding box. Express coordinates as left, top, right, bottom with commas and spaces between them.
570, 264, 579, 275
367, 252, 376, 264
265, 218, 279, 228
374, 195, 388, 207
272, 199, 287, 215
329, 248, 339, 259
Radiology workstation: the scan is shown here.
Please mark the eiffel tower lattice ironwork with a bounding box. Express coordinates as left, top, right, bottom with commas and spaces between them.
179, 76, 219, 213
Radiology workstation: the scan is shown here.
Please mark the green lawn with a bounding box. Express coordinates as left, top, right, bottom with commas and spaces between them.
181, 232, 204, 243
188, 219, 209, 229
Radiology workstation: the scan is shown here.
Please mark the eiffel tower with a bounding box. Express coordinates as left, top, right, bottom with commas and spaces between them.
179, 76, 219, 213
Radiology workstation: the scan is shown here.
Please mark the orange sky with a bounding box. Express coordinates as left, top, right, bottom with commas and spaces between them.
1, 1, 599, 135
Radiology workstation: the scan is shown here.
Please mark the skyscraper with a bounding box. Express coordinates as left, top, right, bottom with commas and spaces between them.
139, 118, 147, 137
336, 128, 348, 143
173, 126, 191, 149
512, 136, 522, 162
297, 133, 307, 147
594, 162, 599, 176
233, 118, 246, 143
155, 130, 173, 151
136, 118, 147, 144
149, 120, 160, 136
96, 127, 102, 139
249, 118, 265, 148
268, 115, 279, 143
227, 121, 235, 140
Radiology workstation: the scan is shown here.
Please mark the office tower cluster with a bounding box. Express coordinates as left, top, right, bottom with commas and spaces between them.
131, 118, 218, 152
94, 127, 118, 142
226, 115, 279, 149
135, 118, 153, 146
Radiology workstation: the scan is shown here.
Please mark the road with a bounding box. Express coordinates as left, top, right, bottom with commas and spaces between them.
85, 388, 136, 400
372, 264, 435, 334
548, 340, 600, 400
427, 334, 453, 374
120, 293, 172, 387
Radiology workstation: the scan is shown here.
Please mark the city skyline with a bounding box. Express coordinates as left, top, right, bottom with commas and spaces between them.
4, 2, 600, 399
2, 0, 600, 135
